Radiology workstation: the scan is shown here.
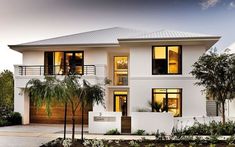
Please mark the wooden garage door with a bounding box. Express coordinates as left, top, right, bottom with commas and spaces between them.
30, 101, 91, 124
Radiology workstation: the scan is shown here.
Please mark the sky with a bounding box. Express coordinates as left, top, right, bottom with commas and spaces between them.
0, 0, 235, 72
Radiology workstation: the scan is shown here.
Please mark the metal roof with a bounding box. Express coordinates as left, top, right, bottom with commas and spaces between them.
20, 27, 147, 46
10, 27, 220, 47
120, 29, 219, 40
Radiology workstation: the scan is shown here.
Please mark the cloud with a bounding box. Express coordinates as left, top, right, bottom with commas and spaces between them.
200, 0, 220, 9
229, 1, 235, 8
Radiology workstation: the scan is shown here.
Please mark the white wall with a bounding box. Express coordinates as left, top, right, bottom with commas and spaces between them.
23, 51, 44, 65
129, 45, 207, 117
88, 111, 122, 134
131, 112, 174, 134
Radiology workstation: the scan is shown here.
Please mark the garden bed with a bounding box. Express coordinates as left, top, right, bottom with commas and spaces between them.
41, 137, 234, 147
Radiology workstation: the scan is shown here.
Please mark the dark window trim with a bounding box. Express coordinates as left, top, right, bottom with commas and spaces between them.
113, 91, 128, 116
152, 88, 182, 117
152, 45, 182, 75
44, 51, 84, 75
113, 56, 129, 86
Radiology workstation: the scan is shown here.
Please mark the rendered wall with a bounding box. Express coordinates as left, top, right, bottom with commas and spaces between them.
88, 111, 122, 134
131, 112, 174, 134
129, 45, 207, 117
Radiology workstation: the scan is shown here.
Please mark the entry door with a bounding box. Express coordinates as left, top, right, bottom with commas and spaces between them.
65, 52, 84, 75
114, 92, 127, 116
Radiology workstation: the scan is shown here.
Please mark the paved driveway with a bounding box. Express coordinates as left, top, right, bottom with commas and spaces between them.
0, 124, 88, 147
0, 124, 156, 147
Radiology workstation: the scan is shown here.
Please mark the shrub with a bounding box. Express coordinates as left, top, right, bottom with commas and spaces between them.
133, 129, 146, 135
155, 130, 167, 141
173, 120, 235, 136
0, 119, 9, 126
7, 112, 22, 125
105, 129, 120, 135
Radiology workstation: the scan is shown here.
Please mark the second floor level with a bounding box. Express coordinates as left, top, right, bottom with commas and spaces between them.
9, 27, 220, 86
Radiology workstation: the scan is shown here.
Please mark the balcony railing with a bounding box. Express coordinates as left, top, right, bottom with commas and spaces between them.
17, 65, 96, 76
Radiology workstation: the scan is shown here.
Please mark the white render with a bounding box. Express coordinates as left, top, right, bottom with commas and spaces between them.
131, 112, 174, 134
9, 27, 222, 133
88, 112, 122, 134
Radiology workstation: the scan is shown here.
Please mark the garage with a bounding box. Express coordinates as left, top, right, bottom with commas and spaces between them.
30, 101, 91, 124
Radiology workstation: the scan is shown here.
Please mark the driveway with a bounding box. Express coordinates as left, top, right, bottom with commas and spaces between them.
0, 124, 88, 147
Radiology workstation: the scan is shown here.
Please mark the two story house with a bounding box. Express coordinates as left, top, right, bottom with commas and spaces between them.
9, 27, 221, 133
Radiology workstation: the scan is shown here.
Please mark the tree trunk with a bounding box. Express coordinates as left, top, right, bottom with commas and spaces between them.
81, 101, 84, 142
221, 101, 225, 124
63, 103, 67, 140
72, 110, 75, 142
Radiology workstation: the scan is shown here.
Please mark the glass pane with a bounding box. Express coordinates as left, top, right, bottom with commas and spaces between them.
65, 53, 73, 74
153, 47, 167, 74
153, 93, 167, 112
44, 52, 54, 75
114, 94, 127, 116
114, 91, 128, 95
114, 56, 128, 85
153, 89, 166, 93
75, 53, 83, 74
168, 93, 181, 117
153, 47, 166, 59
167, 89, 181, 93
168, 46, 180, 74
54, 52, 64, 74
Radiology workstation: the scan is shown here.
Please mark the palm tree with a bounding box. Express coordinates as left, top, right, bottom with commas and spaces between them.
61, 75, 82, 142
25, 76, 65, 116
79, 79, 105, 142
62, 76, 105, 142
26, 75, 106, 143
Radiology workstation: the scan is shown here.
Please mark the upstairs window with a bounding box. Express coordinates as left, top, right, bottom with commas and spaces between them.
152, 46, 182, 75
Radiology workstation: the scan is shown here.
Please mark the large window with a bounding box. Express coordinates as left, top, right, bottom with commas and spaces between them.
152, 88, 182, 117
45, 51, 84, 75
152, 46, 182, 75
113, 56, 128, 86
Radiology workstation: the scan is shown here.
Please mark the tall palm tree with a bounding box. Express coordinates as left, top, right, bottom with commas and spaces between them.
26, 75, 106, 143
62, 76, 105, 142
79, 79, 105, 142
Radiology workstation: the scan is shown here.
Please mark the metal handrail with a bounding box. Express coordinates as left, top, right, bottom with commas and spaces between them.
18, 65, 96, 76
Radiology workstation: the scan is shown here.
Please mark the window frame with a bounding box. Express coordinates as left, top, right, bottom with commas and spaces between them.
152, 45, 182, 75
113, 56, 129, 86
44, 51, 84, 75
113, 91, 128, 116
152, 88, 182, 117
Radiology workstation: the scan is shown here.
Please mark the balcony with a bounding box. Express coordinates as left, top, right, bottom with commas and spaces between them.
15, 65, 96, 76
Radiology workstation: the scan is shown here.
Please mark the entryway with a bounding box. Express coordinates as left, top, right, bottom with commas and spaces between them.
113, 91, 127, 116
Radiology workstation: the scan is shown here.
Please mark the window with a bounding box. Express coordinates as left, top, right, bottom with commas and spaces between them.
45, 51, 84, 75
152, 88, 182, 117
152, 46, 182, 75
114, 56, 128, 85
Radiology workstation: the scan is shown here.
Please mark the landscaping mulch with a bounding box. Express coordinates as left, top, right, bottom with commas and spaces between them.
41, 137, 233, 147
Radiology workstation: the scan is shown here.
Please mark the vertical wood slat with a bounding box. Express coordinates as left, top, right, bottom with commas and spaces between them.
121, 116, 131, 133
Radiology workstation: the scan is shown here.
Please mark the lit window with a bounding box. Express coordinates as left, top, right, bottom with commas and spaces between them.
152, 46, 181, 75
114, 57, 128, 86
152, 88, 182, 117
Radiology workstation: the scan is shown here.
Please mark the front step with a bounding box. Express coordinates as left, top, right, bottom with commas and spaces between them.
121, 116, 131, 133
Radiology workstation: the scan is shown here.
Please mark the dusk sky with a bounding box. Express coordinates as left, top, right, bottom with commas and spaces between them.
0, 0, 235, 71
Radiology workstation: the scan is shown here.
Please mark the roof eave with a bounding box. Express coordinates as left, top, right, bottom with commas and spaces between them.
118, 36, 221, 42
8, 43, 120, 52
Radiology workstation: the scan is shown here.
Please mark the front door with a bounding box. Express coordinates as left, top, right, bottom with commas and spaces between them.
114, 91, 127, 116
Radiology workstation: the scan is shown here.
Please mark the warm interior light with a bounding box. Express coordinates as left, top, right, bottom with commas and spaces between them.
154, 47, 166, 59
168, 46, 180, 73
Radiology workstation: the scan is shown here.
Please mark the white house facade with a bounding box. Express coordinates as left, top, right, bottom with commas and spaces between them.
9, 27, 222, 134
